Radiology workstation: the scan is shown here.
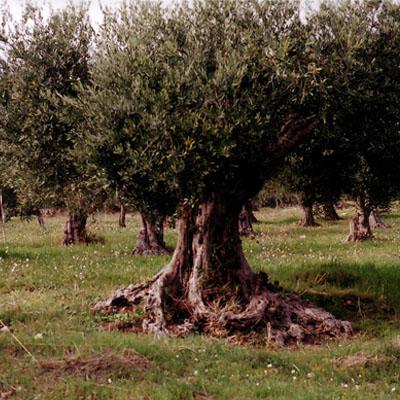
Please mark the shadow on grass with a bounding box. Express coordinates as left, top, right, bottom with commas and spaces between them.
278, 261, 400, 323
303, 291, 396, 324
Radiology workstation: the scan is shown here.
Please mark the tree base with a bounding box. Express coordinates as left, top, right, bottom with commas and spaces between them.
369, 210, 391, 230
94, 268, 352, 346
63, 213, 104, 246
97, 197, 351, 346
298, 206, 320, 227
132, 214, 172, 256
346, 214, 373, 242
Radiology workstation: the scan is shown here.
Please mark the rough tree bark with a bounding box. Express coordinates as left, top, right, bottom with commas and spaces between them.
323, 201, 340, 221
346, 195, 373, 242
298, 201, 320, 227
119, 203, 127, 228
132, 214, 171, 256
94, 114, 351, 344
0, 190, 5, 225
63, 212, 88, 245
95, 193, 351, 344
369, 209, 391, 229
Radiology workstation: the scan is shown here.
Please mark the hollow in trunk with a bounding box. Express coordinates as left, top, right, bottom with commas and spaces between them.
95, 192, 351, 345
132, 214, 171, 256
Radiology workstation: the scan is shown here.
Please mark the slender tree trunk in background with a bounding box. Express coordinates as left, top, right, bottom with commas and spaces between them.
132, 214, 170, 256
119, 203, 127, 228
238, 202, 255, 237
36, 209, 45, 225
298, 201, 320, 227
323, 201, 340, 221
246, 201, 258, 223
369, 209, 391, 229
346, 195, 373, 242
96, 192, 351, 344
63, 211, 88, 245
0, 190, 5, 225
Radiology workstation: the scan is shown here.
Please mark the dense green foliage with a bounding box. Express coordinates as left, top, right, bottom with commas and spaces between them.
284, 0, 400, 210
81, 0, 318, 221
0, 0, 399, 228
0, 4, 104, 216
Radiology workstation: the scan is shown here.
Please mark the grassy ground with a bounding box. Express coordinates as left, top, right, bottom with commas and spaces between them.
1, 207, 400, 399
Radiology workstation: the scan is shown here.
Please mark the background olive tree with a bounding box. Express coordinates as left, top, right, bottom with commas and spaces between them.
308, 0, 400, 241
0, 3, 107, 244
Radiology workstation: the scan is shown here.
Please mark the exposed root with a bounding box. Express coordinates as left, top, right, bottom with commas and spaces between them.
95, 196, 351, 346
94, 269, 352, 346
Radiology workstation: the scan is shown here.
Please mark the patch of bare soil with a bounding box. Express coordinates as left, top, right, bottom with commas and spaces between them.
40, 350, 150, 381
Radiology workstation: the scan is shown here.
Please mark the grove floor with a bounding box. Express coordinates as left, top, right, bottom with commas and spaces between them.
1, 206, 400, 399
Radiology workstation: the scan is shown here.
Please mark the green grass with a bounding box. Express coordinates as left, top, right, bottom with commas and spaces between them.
1, 208, 400, 399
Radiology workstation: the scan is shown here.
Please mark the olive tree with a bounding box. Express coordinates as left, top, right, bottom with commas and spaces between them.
0, 4, 104, 244
284, 128, 351, 226
94, 0, 351, 344
79, 3, 179, 255
310, 0, 400, 241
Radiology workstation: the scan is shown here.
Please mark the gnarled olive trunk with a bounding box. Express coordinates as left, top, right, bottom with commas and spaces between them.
369, 209, 390, 229
298, 201, 320, 227
119, 204, 127, 228
346, 195, 373, 242
0, 190, 5, 225
63, 212, 88, 245
323, 201, 340, 221
96, 192, 351, 345
132, 214, 170, 256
